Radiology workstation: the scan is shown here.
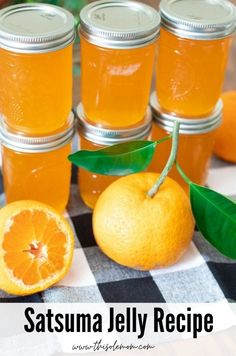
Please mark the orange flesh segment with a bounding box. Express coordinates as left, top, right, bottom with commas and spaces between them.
3, 209, 67, 285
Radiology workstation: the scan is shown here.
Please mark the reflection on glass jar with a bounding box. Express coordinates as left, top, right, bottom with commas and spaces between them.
0, 3, 75, 135
148, 92, 222, 192
79, 0, 160, 128
156, 0, 235, 117
0, 114, 75, 212
77, 103, 152, 209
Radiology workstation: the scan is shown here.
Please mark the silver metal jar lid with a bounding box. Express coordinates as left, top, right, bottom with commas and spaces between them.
150, 92, 222, 134
79, 0, 160, 49
0, 3, 75, 53
0, 112, 75, 153
76, 103, 152, 145
160, 0, 236, 40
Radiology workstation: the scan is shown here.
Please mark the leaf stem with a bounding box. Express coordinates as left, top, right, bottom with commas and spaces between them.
175, 161, 192, 185
147, 121, 180, 198
155, 135, 171, 145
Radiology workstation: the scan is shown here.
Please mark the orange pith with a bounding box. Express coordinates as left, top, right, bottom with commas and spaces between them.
0, 201, 74, 295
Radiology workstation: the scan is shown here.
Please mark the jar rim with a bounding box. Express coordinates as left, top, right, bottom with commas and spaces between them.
79, 0, 160, 49
76, 103, 152, 145
0, 112, 75, 153
0, 3, 75, 53
150, 92, 222, 134
160, 0, 236, 40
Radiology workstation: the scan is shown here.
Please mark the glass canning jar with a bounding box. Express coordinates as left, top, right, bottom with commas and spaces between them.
0, 3, 75, 135
0, 113, 75, 212
77, 103, 152, 209
156, 0, 235, 117
148, 92, 222, 192
79, 0, 160, 128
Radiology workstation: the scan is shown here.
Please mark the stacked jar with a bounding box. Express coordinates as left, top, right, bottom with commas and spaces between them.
0, 3, 76, 212
77, 0, 160, 208
149, 0, 236, 190
77, 104, 152, 209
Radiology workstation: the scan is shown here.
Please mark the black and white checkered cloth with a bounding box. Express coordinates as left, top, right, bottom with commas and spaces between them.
0, 156, 235, 304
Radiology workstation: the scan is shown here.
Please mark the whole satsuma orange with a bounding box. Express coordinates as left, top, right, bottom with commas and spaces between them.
214, 91, 236, 163
93, 172, 194, 270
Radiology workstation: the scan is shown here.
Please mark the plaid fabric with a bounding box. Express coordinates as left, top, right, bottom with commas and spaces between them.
0, 155, 236, 304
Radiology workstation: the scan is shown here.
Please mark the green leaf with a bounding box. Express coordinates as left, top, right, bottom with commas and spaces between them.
190, 183, 236, 259
68, 138, 169, 176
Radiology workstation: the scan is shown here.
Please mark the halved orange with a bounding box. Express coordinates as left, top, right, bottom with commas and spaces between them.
0, 200, 74, 295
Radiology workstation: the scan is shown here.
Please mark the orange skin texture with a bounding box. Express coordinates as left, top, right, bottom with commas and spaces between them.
0, 200, 74, 296
214, 91, 236, 163
93, 173, 195, 270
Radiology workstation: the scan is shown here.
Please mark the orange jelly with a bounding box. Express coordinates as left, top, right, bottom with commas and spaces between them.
79, 0, 160, 128
148, 93, 222, 192
77, 103, 152, 209
157, 0, 235, 117
0, 114, 75, 212
0, 3, 75, 135
79, 136, 119, 209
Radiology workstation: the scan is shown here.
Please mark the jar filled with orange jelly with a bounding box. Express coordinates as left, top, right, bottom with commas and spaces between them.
148, 93, 222, 192
156, 0, 236, 117
77, 103, 152, 209
0, 3, 75, 135
0, 113, 75, 212
79, 0, 160, 128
